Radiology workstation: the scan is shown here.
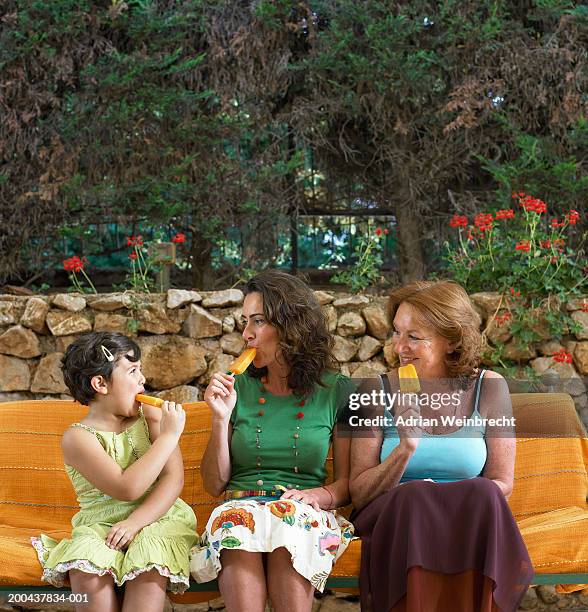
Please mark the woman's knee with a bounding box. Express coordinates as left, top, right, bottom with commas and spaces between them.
467, 476, 503, 497
392, 479, 433, 503
220, 549, 263, 568
268, 547, 291, 563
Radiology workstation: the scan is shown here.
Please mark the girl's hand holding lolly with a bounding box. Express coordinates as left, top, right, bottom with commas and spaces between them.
159, 400, 186, 439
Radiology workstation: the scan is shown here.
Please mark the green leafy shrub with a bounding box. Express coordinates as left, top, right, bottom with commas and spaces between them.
444, 194, 585, 363
330, 228, 387, 293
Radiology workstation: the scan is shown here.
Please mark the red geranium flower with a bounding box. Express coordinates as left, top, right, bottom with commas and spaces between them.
494, 311, 512, 327
552, 349, 573, 364
512, 191, 527, 200
129, 252, 137, 260
449, 214, 468, 228
567, 210, 580, 225
384, 228, 390, 235
375, 228, 382, 236
171, 232, 186, 244
127, 235, 144, 247
515, 240, 531, 252
520, 196, 546, 214
539, 239, 551, 249
474, 213, 493, 232
495, 209, 515, 220
63, 256, 85, 273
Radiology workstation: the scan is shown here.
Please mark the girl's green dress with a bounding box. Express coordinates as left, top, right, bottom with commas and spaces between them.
31, 407, 197, 593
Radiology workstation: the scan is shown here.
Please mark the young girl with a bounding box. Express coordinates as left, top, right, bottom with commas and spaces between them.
31, 332, 197, 612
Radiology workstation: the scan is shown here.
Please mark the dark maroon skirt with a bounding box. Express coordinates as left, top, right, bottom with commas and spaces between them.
350, 478, 533, 612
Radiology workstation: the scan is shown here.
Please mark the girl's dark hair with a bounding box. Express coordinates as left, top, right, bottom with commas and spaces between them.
244, 270, 336, 397
61, 332, 141, 405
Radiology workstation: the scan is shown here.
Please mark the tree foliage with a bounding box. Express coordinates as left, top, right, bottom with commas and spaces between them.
1, 0, 586, 287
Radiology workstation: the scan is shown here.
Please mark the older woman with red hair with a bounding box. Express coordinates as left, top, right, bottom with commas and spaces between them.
348, 280, 532, 612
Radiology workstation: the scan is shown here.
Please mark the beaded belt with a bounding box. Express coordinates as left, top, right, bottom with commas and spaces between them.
224, 489, 281, 500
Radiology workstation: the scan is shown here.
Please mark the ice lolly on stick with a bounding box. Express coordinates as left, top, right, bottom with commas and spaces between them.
398, 364, 421, 394
135, 394, 209, 409
227, 347, 257, 375
135, 394, 164, 407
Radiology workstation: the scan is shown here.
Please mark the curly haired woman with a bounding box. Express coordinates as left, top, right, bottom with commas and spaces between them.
190, 270, 355, 612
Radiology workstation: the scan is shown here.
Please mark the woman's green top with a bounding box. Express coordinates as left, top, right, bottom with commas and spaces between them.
228, 371, 354, 491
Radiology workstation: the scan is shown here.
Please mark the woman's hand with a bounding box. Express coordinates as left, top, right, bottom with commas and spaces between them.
279, 487, 327, 512
204, 373, 237, 421
105, 518, 143, 550
395, 392, 422, 452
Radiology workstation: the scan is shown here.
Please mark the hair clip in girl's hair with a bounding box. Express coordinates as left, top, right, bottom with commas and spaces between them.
101, 345, 115, 362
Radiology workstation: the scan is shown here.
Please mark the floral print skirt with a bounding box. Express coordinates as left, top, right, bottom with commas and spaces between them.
189, 498, 354, 592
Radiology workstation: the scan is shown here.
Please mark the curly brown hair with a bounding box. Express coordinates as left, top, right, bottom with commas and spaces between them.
243, 270, 336, 397
387, 280, 484, 387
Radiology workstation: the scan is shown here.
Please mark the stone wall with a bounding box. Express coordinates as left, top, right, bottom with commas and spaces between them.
0, 289, 586, 424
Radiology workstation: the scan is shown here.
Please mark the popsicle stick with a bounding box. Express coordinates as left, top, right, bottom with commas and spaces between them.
135, 394, 209, 410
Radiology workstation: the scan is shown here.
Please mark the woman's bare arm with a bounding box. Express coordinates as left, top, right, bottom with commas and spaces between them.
349, 430, 416, 510
480, 370, 516, 497
200, 372, 236, 496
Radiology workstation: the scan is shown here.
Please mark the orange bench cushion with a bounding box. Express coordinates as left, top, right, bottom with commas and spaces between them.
0, 394, 586, 590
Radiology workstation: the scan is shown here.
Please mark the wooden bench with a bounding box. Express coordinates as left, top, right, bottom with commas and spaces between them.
0, 393, 587, 604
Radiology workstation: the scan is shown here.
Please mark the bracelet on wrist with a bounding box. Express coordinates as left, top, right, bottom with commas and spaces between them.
321, 485, 334, 510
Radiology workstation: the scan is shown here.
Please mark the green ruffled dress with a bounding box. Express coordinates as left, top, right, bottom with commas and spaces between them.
31, 407, 197, 593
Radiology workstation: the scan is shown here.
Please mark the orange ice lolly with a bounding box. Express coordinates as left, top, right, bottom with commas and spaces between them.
135, 394, 165, 408
398, 363, 421, 394
136, 394, 208, 409
227, 347, 257, 374
135, 348, 257, 408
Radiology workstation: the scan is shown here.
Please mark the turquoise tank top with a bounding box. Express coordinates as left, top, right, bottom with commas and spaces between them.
380, 371, 487, 483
